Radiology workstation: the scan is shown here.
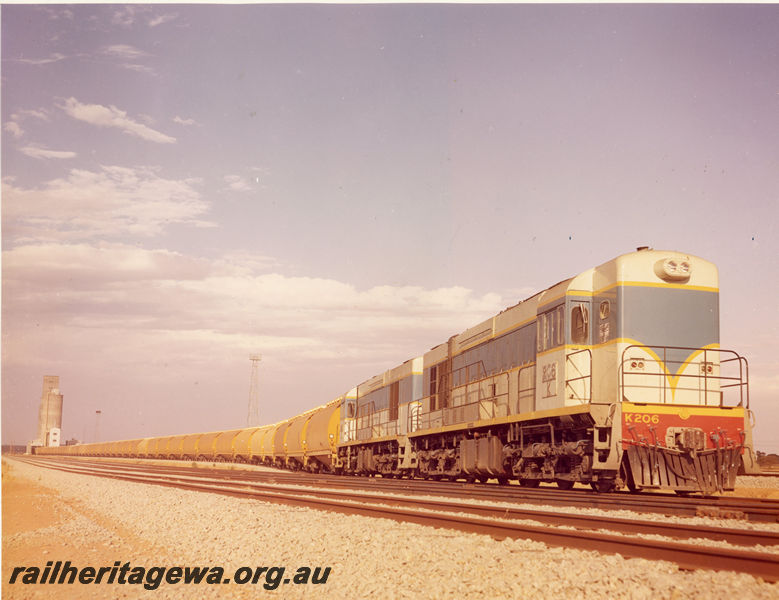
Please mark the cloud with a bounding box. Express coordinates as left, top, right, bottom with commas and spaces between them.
60, 97, 175, 143
102, 44, 148, 60
120, 64, 157, 76
38, 7, 74, 20
3, 243, 214, 290
17, 109, 50, 121
224, 175, 252, 192
218, 251, 281, 275
2, 165, 211, 242
15, 53, 67, 65
149, 14, 177, 27
99, 44, 156, 76
4, 108, 50, 140
4, 121, 24, 138
2, 241, 507, 369
138, 114, 157, 126
20, 146, 77, 160
111, 6, 138, 27
173, 116, 197, 126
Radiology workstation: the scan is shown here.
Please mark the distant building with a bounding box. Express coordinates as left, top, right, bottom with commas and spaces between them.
33, 375, 64, 448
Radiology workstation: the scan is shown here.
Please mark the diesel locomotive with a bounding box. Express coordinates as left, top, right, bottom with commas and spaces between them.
37, 248, 759, 494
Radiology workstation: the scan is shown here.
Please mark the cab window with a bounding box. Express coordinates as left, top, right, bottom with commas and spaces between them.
555, 305, 565, 346
571, 305, 589, 344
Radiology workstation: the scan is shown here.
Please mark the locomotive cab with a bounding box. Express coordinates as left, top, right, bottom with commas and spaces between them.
565, 249, 756, 493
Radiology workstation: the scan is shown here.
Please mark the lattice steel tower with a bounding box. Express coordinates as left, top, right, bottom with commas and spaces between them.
247, 354, 262, 426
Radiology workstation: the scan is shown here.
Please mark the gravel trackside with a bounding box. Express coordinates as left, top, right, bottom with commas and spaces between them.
2, 458, 777, 600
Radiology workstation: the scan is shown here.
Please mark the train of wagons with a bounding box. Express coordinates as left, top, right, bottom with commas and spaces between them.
37, 248, 760, 494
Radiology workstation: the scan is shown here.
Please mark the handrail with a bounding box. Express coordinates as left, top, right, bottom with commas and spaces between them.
564, 348, 592, 403
451, 360, 488, 387
412, 370, 512, 431
444, 371, 511, 426
619, 345, 749, 408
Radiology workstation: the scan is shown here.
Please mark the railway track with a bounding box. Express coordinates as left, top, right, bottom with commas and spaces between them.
752, 471, 779, 478
26, 456, 779, 523
12, 456, 779, 582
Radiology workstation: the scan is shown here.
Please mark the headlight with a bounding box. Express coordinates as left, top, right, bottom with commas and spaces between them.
655, 257, 692, 281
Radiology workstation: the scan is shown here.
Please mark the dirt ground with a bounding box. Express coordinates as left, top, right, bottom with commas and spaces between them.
1, 461, 169, 599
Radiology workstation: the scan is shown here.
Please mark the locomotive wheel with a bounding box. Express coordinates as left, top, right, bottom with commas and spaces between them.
519, 479, 540, 488
591, 480, 617, 493
555, 479, 574, 490
478, 475, 489, 484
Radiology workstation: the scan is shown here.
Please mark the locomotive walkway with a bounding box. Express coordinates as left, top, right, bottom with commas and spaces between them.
14, 457, 779, 583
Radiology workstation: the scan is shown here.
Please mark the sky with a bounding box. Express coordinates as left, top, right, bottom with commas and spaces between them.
2, 4, 777, 452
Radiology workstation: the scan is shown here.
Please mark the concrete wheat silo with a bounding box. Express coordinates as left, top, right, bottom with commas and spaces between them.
37, 375, 63, 447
